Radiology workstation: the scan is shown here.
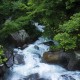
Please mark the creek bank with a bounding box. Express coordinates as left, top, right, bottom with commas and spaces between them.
0, 49, 14, 79
0, 28, 41, 79
0, 48, 26, 79
43, 50, 80, 71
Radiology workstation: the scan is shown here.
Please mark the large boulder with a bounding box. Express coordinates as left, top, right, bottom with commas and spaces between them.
43, 51, 60, 63
4, 50, 14, 68
10, 29, 29, 47
14, 54, 25, 65
70, 51, 80, 70
43, 50, 80, 71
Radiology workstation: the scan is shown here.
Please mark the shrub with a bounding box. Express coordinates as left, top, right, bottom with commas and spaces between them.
53, 12, 80, 51
54, 33, 76, 51
0, 45, 7, 65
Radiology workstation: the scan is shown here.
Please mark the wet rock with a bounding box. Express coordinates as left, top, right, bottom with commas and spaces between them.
43, 41, 54, 46
14, 54, 25, 65
34, 45, 39, 50
43, 51, 80, 70
32, 53, 41, 59
59, 75, 75, 80
4, 50, 14, 68
3, 69, 14, 80
24, 73, 49, 80
10, 29, 29, 47
13, 48, 19, 54
0, 65, 6, 79
6, 56, 14, 67
22, 44, 28, 49
43, 51, 60, 63
0, 78, 3, 80
71, 59, 80, 70
67, 51, 80, 71
24, 73, 39, 80
39, 78, 49, 80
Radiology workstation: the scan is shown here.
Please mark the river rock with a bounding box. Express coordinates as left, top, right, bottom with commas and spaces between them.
71, 59, 80, 70
14, 54, 25, 65
34, 45, 39, 50
10, 29, 29, 47
43, 41, 54, 46
68, 51, 80, 70
24, 73, 49, 80
43, 51, 60, 63
43, 51, 80, 71
24, 73, 39, 80
22, 44, 28, 49
4, 50, 14, 68
59, 75, 75, 80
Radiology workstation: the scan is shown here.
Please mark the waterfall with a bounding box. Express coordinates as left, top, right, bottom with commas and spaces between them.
4, 23, 80, 80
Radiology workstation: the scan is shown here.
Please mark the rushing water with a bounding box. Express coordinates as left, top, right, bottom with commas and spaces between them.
4, 23, 80, 80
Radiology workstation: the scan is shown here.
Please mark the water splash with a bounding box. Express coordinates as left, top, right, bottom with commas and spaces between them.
34, 22, 45, 32
4, 37, 80, 80
4, 23, 80, 80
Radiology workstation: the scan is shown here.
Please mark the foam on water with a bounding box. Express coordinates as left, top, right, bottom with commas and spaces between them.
5, 36, 80, 80
4, 23, 80, 80
34, 22, 45, 32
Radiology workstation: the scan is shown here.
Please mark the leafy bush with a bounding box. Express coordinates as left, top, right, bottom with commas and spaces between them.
0, 45, 7, 65
0, 20, 20, 39
54, 33, 76, 51
53, 12, 80, 51
59, 13, 80, 33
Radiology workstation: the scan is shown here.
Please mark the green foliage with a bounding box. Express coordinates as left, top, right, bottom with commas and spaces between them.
12, 1, 27, 11
53, 12, 80, 51
0, 45, 7, 64
0, 0, 80, 52
0, 20, 20, 39
27, 0, 80, 51
59, 13, 80, 33
66, 0, 76, 9
54, 33, 76, 51
28, 0, 80, 38
0, 0, 35, 41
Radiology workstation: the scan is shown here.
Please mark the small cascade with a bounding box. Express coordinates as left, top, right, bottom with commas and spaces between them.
4, 23, 80, 80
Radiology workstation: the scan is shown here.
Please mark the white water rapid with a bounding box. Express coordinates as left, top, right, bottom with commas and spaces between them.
4, 23, 80, 80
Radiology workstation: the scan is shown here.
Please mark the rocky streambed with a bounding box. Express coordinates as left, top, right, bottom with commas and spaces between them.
3, 37, 80, 80
0, 23, 80, 80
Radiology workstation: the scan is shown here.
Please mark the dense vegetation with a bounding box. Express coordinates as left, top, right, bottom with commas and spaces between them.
0, 45, 7, 64
26, 0, 80, 51
0, 0, 80, 64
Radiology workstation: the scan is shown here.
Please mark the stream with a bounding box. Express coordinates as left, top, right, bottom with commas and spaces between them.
4, 23, 80, 80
